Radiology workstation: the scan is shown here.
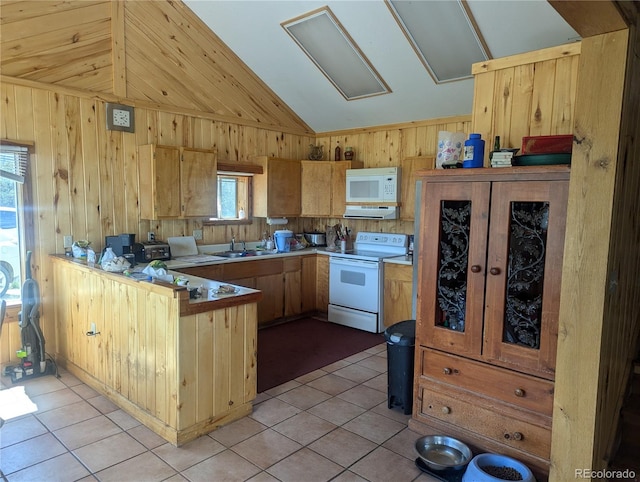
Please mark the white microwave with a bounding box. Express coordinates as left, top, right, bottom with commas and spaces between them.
345, 167, 401, 204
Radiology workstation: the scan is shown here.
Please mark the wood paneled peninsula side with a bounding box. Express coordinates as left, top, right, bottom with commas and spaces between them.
51, 255, 262, 446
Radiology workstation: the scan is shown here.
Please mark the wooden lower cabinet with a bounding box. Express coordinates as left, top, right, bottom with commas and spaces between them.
178, 254, 318, 324
52, 256, 258, 446
315, 255, 329, 312
383, 262, 413, 328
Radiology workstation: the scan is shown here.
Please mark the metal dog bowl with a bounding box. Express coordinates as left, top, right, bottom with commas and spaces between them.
415, 435, 473, 472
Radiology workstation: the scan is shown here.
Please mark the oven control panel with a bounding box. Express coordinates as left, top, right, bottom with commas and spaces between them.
355, 232, 407, 248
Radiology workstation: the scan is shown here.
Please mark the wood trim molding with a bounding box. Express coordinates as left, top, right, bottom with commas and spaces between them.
548, 1, 629, 38
217, 162, 264, 175
472, 42, 581, 75
317, 114, 472, 137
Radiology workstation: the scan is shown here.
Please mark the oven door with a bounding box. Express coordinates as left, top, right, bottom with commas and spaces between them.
329, 256, 381, 313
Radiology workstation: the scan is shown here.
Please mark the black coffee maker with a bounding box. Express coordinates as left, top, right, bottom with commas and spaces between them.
105, 233, 136, 257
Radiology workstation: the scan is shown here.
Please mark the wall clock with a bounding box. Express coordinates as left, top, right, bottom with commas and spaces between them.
106, 103, 135, 133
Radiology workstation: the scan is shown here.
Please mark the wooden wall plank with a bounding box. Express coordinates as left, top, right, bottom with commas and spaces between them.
0, 3, 109, 43
510, 64, 535, 148
0, 1, 105, 24
528, 59, 557, 136
111, 0, 126, 96
550, 29, 629, 480
492, 67, 515, 147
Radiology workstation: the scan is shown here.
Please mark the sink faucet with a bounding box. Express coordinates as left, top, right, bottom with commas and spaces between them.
230, 235, 235, 251
241, 240, 246, 252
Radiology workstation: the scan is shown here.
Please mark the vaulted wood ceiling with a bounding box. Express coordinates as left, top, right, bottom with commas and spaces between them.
1, 1, 635, 135
0, 1, 313, 135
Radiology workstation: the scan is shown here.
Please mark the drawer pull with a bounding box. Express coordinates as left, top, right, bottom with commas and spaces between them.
489, 267, 501, 275
442, 406, 451, 414
504, 432, 524, 441
443, 367, 452, 375
470, 265, 481, 273
514, 388, 525, 397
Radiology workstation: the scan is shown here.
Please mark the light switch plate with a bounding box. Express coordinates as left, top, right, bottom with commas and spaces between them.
106, 103, 135, 133
193, 229, 203, 240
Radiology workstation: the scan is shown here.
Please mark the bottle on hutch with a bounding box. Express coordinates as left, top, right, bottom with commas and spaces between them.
335, 141, 341, 161
463, 133, 485, 168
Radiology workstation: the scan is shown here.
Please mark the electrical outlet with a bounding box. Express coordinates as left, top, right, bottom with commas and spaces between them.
193, 229, 203, 241
147, 232, 155, 242
63, 235, 73, 248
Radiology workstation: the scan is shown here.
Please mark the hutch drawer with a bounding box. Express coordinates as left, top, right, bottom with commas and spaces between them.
417, 385, 552, 459
419, 348, 555, 415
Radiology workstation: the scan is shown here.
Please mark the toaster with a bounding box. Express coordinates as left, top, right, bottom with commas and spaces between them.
132, 241, 171, 263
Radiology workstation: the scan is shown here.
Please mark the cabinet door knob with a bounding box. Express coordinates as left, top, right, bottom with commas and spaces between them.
443, 367, 452, 375
489, 267, 501, 275
470, 265, 481, 273
442, 406, 451, 414
513, 432, 523, 441
514, 388, 525, 397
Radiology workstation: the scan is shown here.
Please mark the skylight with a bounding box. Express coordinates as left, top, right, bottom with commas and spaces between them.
386, 0, 491, 83
282, 7, 391, 101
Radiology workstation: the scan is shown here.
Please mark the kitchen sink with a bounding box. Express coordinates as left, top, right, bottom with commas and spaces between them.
211, 249, 275, 258
213, 250, 249, 258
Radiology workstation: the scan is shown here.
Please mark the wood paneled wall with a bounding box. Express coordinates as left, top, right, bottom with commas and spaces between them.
311, 116, 472, 236
551, 26, 640, 479
0, 76, 473, 364
0, 79, 314, 364
0, 0, 312, 135
471, 42, 581, 163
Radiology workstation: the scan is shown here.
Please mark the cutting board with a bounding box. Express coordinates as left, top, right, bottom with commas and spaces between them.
168, 236, 198, 257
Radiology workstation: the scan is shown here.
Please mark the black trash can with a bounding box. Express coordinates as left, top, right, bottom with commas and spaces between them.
384, 319, 416, 415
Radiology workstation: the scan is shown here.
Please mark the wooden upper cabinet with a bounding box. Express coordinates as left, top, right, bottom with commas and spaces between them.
301, 161, 332, 217
138, 144, 217, 220
180, 148, 218, 217
400, 157, 435, 221
252, 157, 301, 218
300, 160, 363, 217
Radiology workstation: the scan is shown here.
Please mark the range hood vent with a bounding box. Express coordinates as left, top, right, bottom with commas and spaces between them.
343, 206, 398, 220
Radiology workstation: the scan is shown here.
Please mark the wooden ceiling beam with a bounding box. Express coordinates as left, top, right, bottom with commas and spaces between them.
547, 1, 631, 38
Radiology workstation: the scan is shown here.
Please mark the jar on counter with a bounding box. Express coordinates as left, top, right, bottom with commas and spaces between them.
344, 147, 354, 160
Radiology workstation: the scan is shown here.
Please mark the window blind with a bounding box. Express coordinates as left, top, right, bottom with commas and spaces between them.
0, 144, 29, 184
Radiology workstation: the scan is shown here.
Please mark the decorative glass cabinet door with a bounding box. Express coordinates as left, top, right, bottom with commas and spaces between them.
417, 176, 569, 378
417, 181, 490, 358
483, 180, 569, 379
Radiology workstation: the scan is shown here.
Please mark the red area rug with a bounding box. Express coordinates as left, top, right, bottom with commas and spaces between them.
257, 317, 385, 393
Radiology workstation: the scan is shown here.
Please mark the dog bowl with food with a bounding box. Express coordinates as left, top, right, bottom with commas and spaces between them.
415, 435, 473, 472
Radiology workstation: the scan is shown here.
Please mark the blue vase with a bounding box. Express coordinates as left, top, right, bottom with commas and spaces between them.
463, 133, 485, 168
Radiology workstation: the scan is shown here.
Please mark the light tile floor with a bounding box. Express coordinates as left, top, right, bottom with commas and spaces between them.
1, 343, 439, 482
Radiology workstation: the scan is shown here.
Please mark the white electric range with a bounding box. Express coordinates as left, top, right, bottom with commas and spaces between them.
327, 232, 408, 333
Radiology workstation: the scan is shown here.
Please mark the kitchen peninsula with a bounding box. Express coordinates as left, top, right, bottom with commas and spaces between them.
51, 255, 262, 446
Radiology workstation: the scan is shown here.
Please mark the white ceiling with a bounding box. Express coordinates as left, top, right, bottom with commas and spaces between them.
184, 0, 579, 133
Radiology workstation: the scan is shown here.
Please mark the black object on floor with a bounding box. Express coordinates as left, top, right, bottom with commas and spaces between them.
414, 458, 465, 482
384, 319, 416, 414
